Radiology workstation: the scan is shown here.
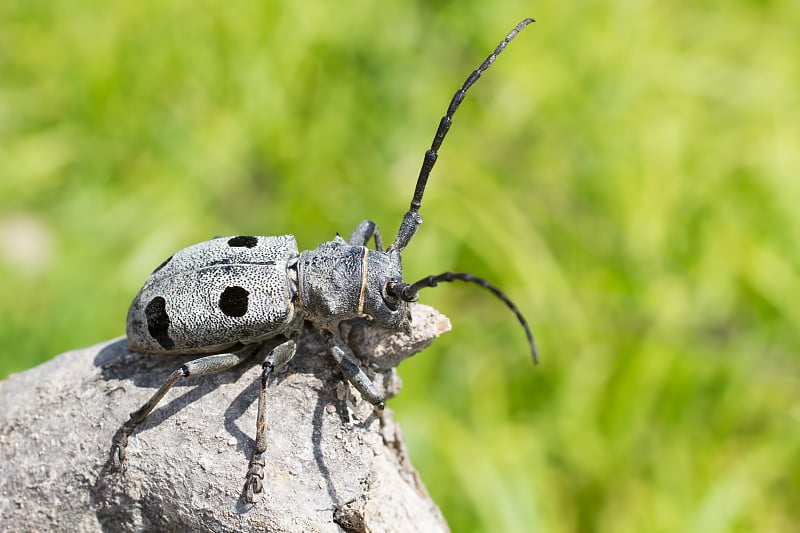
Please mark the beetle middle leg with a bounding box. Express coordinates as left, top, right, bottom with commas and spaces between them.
244, 338, 297, 503
349, 220, 383, 251
110, 346, 258, 470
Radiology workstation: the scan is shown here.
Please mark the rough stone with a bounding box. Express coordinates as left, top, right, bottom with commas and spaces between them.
0, 304, 451, 532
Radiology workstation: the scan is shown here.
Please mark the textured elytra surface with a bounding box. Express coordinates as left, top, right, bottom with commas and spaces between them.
0, 304, 450, 532
142, 235, 298, 287
127, 235, 300, 354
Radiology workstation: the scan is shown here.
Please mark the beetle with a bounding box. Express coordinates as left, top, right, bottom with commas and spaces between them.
110, 18, 538, 503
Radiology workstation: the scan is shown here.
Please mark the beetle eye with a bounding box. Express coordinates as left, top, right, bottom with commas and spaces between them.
382, 282, 401, 311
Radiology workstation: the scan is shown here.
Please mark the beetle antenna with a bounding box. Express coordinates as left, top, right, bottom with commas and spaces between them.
388, 18, 535, 253
386, 272, 538, 364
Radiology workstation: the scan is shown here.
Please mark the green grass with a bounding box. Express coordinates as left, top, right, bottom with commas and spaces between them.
2, 1, 799, 531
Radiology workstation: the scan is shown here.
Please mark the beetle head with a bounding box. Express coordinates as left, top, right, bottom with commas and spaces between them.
362, 249, 411, 332
298, 238, 411, 330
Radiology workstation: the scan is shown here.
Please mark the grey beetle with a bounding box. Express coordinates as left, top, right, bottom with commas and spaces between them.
111, 18, 537, 503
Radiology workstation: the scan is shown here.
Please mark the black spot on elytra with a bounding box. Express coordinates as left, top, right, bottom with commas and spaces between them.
151, 254, 174, 274
219, 286, 250, 317
228, 236, 258, 248
145, 296, 174, 349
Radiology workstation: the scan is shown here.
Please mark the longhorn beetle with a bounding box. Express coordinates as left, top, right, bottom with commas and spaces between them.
111, 18, 537, 503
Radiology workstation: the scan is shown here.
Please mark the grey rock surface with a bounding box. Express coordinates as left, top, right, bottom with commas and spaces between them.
0, 304, 451, 532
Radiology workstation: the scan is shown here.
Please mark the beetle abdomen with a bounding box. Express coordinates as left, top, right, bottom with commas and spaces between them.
126, 235, 300, 354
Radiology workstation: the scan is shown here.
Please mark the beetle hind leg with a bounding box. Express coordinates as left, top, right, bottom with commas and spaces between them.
110, 346, 258, 471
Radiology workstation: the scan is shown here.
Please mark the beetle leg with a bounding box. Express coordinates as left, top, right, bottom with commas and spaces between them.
110, 346, 258, 471
323, 330, 385, 410
348, 220, 383, 251
244, 338, 297, 503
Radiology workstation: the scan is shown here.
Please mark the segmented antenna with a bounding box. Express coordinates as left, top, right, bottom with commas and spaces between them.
387, 272, 538, 365
388, 18, 535, 253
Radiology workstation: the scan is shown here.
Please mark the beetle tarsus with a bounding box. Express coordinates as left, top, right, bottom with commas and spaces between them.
244, 455, 266, 503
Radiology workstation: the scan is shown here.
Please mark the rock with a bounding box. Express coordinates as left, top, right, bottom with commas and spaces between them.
0, 304, 451, 532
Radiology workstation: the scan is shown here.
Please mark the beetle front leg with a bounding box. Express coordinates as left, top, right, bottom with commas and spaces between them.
348, 220, 383, 251
323, 330, 385, 410
111, 347, 257, 470
244, 338, 297, 503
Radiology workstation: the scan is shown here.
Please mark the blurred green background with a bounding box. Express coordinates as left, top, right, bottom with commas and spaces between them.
2, 1, 799, 531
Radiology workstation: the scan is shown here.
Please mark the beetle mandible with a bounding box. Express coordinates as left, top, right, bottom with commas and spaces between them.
110, 18, 538, 503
